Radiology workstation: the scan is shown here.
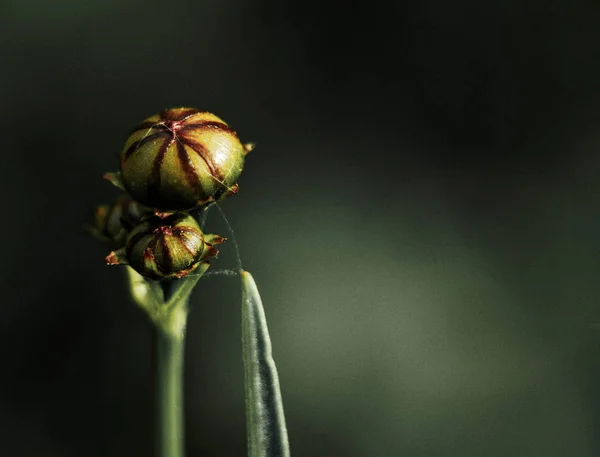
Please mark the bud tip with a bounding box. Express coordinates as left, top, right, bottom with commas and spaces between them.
106, 247, 128, 265
103, 172, 125, 191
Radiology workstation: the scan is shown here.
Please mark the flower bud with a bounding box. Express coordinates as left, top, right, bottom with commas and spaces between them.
89, 196, 152, 247
119, 107, 253, 211
106, 212, 225, 280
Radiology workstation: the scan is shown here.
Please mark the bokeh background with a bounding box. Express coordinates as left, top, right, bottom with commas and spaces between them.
2, 0, 600, 456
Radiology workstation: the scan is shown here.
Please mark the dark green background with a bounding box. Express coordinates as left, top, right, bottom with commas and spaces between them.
2, 0, 600, 456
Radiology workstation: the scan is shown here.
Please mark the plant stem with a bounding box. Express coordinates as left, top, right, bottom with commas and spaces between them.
128, 266, 205, 457
156, 322, 186, 457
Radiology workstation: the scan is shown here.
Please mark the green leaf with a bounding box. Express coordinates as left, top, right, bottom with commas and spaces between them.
241, 270, 291, 457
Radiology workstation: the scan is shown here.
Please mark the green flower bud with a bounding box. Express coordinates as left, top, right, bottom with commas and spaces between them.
119, 107, 253, 211
89, 196, 152, 248
105, 212, 225, 280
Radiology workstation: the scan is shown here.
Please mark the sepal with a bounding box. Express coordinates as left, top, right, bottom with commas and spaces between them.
103, 171, 126, 191
106, 247, 128, 265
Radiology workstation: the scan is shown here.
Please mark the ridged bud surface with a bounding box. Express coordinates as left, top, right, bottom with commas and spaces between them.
120, 107, 248, 211
92, 196, 151, 247
123, 212, 218, 280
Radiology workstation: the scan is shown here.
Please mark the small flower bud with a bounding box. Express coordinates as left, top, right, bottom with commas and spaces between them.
119, 107, 252, 211
89, 196, 152, 247
106, 212, 226, 280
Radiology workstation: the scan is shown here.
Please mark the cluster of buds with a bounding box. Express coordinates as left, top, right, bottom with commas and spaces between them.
92, 107, 253, 280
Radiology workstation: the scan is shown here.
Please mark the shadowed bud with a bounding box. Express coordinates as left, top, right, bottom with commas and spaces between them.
118, 107, 252, 211
106, 212, 226, 280
89, 196, 152, 248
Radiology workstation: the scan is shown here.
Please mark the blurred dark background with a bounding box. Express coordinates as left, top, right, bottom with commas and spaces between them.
2, 0, 600, 456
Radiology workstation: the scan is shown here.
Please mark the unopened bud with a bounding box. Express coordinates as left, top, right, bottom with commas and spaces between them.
106, 212, 226, 280
119, 107, 252, 211
90, 196, 152, 247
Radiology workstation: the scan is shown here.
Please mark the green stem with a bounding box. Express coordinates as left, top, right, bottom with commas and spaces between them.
157, 324, 186, 457
126, 265, 207, 457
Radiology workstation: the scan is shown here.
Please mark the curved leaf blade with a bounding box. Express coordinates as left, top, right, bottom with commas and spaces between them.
241, 270, 291, 457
